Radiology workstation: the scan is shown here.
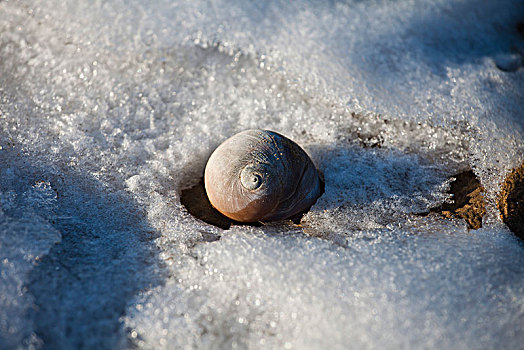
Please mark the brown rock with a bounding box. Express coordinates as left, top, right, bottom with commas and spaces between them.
432, 170, 486, 229
498, 162, 524, 239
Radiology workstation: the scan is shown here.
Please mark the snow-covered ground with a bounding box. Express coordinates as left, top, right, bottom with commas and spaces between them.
1, 0, 523, 348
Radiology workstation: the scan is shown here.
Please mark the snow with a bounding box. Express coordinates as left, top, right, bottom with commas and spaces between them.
1, 0, 523, 348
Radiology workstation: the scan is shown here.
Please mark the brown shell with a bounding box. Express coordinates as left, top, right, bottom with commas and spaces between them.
204, 130, 321, 222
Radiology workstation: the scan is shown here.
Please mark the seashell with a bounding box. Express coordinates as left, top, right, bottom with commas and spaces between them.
204, 129, 322, 222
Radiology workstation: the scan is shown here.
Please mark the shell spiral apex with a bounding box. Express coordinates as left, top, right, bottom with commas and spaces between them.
204, 129, 322, 223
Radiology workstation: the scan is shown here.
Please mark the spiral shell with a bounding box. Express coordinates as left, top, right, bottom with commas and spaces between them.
204, 130, 322, 222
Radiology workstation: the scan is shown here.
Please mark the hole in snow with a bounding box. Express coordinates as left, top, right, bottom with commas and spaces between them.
180, 173, 324, 229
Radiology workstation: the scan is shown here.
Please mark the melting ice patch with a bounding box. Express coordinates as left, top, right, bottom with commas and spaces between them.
0, 0, 523, 348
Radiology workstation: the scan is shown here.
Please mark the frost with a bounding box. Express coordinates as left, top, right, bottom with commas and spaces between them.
0, 0, 523, 349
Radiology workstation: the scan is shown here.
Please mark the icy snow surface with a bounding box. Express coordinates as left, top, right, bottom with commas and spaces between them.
1, 0, 524, 348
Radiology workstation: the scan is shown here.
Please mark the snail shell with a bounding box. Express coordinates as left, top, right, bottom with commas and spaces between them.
204, 129, 322, 222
